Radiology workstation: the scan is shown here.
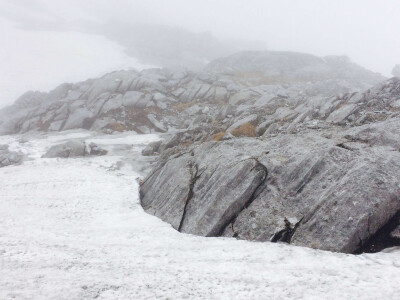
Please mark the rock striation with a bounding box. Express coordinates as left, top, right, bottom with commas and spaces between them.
0, 51, 385, 137
1, 50, 397, 254
140, 77, 400, 254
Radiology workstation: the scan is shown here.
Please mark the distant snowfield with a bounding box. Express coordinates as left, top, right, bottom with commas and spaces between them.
0, 131, 400, 299
0, 18, 155, 108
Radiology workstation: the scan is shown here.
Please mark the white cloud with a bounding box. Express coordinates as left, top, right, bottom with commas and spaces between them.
1, 0, 399, 106
0, 17, 153, 107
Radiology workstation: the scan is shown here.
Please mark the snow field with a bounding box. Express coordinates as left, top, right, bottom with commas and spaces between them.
0, 132, 399, 299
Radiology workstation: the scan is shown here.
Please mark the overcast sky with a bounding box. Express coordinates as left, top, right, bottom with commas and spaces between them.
1, 0, 399, 105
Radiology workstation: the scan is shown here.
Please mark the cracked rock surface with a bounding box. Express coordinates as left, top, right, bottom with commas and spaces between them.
140, 123, 400, 253
0, 51, 386, 137
1, 50, 399, 254
139, 75, 400, 254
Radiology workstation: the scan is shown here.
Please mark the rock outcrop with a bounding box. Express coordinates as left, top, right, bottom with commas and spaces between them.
140, 78, 400, 254
42, 141, 107, 158
0, 50, 397, 254
0, 145, 24, 168
205, 51, 384, 94
0, 51, 386, 136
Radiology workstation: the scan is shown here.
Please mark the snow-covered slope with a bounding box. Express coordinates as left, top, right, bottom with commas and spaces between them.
0, 132, 399, 299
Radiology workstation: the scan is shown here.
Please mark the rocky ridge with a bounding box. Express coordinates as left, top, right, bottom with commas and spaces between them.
140, 77, 400, 254
1, 51, 398, 253
0, 51, 385, 137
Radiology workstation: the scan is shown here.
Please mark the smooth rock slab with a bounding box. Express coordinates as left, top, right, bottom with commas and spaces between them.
140, 133, 400, 253
141, 143, 267, 236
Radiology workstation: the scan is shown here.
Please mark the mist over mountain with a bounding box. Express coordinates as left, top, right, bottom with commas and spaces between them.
86, 22, 266, 70
2, 0, 400, 77
1, 1, 400, 299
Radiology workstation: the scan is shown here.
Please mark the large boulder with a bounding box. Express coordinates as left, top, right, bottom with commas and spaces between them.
140, 127, 400, 254
42, 141, 107, 158
0, 145, 24, 168
141, 140, 162, 156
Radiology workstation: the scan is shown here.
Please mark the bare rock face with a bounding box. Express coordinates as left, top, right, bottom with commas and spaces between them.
139, 78, 400, 252
141, 140, 162, 156
141, 143, 267, 236
0, 145, 24, 168
42, 141, 107, 158
0, 51, 387, 136
140, 115, 400, 254
0, 50, 398, 254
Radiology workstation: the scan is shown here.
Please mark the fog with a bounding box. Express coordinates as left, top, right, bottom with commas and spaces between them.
1, 0, 399, 106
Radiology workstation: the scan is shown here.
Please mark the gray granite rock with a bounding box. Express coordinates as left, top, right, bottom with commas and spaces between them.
0, 145, 24, 168
142, 140, 162, 156
227, 114, 258, 132
326, 104, 358, 124
42, 141, 107, 158
140, 127, 400, 254
42, 141, 87, 158
1, 50, 399, 255
122, 91, 146, 108
0, 51, 389, 136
